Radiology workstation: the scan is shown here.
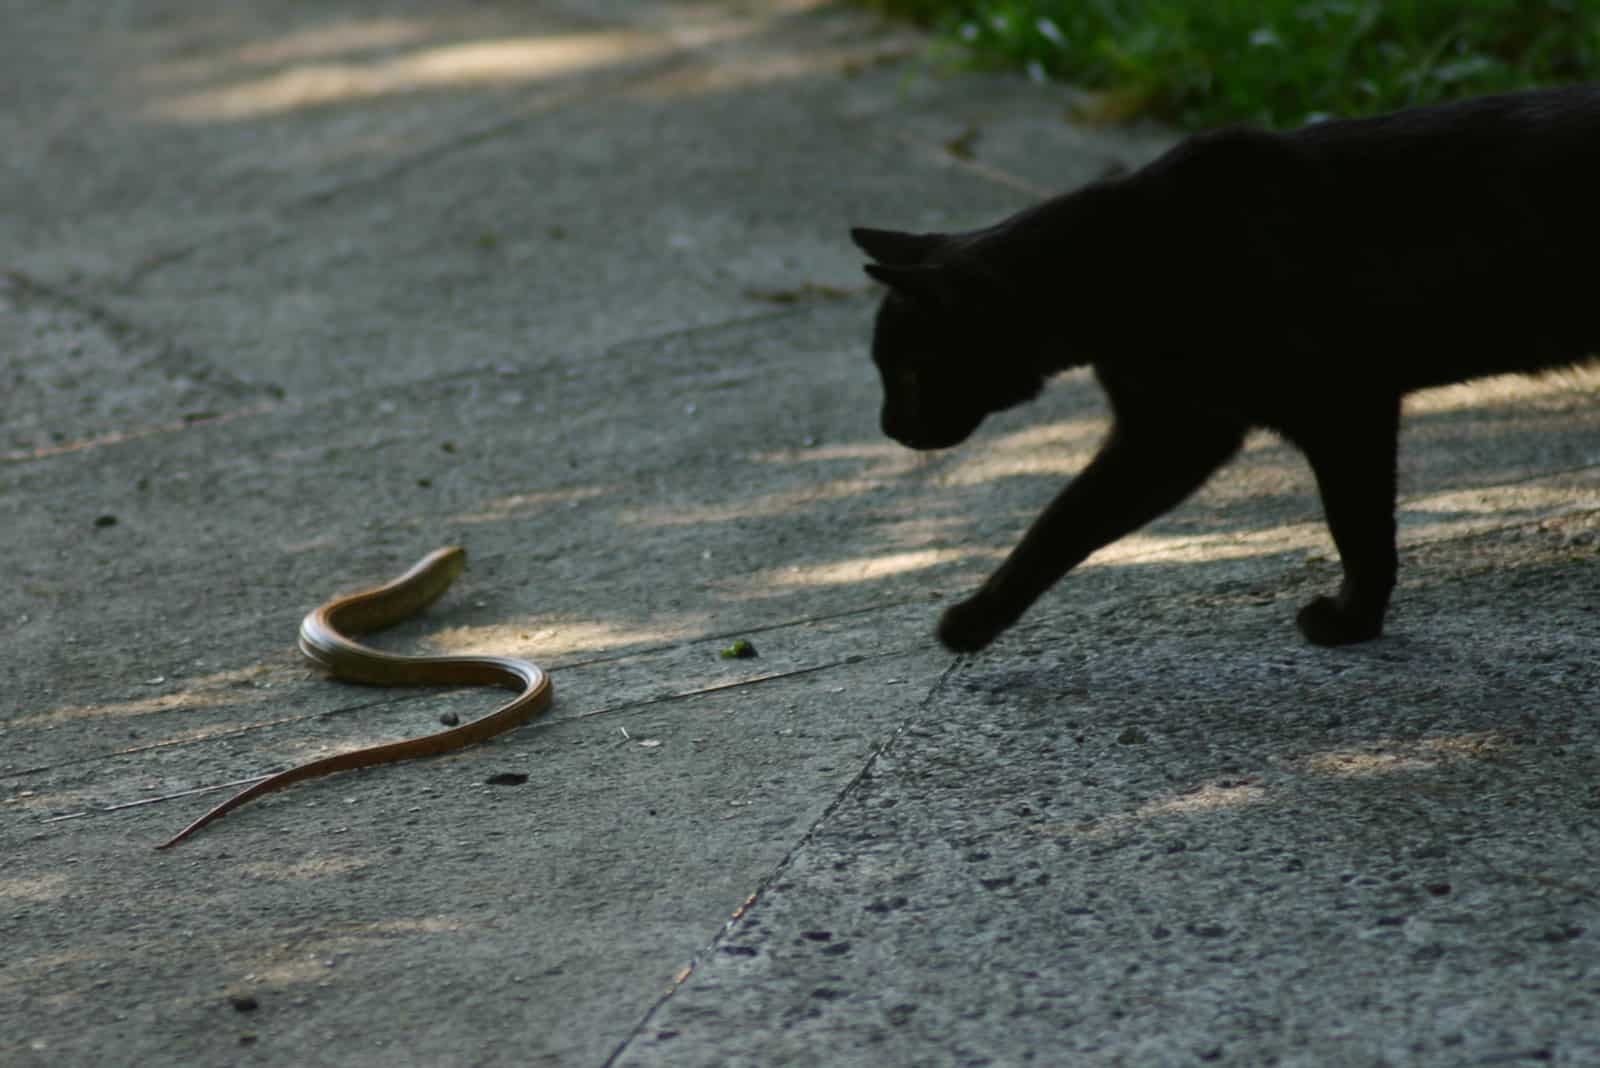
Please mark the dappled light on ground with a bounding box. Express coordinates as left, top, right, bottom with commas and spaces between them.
621, 477, 906, 528
1298, 733, 1512, 778
0, 872, 70, 907
764, 546, 981, 588
1407, 365, 1600, 414
198, 917, 476, 999
623, 32, 915, 101
11, 665, 283, 731
146, 18, 432, 79
149, 30, 670, 120
232, 853, 373, 882
1402, 482, 1600, 531
1098, 521, 1328, 566
748, 441, 909, 466
1133, 778, 1269, 819
1046, 730, 1515, 845
427, 618, 692, 662
139, 1, 845, 122
933, 419, 1106, 487
0, 949, 101, 1004
450, 486, 606, 527
1037, 779, 1268, 842
623, 442, 927, 530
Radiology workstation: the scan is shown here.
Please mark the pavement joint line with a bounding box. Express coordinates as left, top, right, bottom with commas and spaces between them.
0, 267, 262, 394
1, 295, 866, 468
600, 652, 965, 1067
0, 403, 283, 464
555, 644, 930, 726
112, 245, 200, 292
2, 693, 432, 782
21, 645, 934, 836
9, 641, 933, 812
538, 593, 935, 672
41, 774, 276, 825
6, 589, 933, 755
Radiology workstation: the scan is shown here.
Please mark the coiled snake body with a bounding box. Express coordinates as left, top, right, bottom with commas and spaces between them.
157, 547, 551, 849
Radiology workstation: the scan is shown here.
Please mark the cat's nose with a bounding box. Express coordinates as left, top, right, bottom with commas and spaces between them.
880, 410, 918, 446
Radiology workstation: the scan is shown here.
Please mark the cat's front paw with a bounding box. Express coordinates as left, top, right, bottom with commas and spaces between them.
1296, 595, 1384, 647
937, 595, 1010, 653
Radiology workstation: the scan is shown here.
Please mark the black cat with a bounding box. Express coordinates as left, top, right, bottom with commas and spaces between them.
853, 85, 1600, 653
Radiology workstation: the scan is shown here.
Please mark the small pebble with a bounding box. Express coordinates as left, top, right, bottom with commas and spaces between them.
485, 772, 528, 786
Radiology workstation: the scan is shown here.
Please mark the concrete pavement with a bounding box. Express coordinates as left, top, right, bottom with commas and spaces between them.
4, 3, 1598, 1065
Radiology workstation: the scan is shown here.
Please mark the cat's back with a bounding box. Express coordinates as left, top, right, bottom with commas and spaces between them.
1287, 86, 1600, 379
1113, 85, 1600, 381
1285, 84, 1600, 189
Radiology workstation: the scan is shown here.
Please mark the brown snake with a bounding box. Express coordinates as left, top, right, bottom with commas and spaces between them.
156, 546, 552, 850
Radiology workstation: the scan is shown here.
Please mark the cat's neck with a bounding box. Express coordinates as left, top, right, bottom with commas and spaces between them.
966, 182, 1140, 376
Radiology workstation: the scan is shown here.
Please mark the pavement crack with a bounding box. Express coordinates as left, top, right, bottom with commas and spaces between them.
1, 267, 285, 463
601, 655, 962, 1065
558, 645, 927, 724
114, 245, 198, 292
5, 692, 430, 782
1, 403, 282, 464
2, 268, 261, 394
543, 594, 932, 672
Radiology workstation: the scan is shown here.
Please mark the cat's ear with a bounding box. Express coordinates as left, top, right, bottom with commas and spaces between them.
862, 262, 953, 307
851, 227, 944, 266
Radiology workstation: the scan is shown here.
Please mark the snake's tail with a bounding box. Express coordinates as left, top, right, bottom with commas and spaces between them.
155, 781, 278, 850
152, 684, 547, 849
154, 760, 339, 850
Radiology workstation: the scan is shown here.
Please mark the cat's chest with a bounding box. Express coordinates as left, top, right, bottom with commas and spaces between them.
1094, 348, 1361, 430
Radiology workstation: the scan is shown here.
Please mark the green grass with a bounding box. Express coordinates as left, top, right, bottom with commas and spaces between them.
864, 0, 1600, 128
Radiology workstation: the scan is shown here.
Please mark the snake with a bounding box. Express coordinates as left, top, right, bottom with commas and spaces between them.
156, 546, 552, 850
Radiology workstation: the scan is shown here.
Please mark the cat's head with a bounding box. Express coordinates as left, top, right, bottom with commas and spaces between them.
852, 226, 1046, 451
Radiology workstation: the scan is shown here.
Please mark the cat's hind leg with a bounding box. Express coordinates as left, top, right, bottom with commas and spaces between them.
1293, 398, 1401, 646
